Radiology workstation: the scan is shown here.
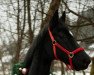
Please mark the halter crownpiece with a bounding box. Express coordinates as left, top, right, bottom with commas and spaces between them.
48, 28, 84, 69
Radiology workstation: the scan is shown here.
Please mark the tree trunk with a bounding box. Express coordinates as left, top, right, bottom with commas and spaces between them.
13, 0, 26, 64
82, 70, 85, 75
73, 70, 75, 75
41, 0, 61, 28
61, 62, 65, 75
90, 58, 94, 75
13, 0, 20, 64
27, 0, 34, 44
40, 0, 45, 29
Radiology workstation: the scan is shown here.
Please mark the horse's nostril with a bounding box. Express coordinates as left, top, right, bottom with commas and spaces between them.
84, 63, 87, 67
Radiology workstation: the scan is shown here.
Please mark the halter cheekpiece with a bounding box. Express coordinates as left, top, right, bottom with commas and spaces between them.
48, 28, 84, 69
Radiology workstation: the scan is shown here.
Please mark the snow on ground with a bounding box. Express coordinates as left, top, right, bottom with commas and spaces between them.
50, 71, 90, 75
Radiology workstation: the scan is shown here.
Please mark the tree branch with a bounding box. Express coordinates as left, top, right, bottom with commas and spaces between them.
62, 1, 94, 26
77, 36, 94, 42
68, 23, 93, 28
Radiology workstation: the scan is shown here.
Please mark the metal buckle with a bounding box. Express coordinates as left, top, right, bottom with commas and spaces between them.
52, 40, 56, 45
68, 52, 74, 58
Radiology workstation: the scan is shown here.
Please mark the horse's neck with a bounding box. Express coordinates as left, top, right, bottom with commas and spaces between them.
28, 48, 52, 75
36, 60, 51, 75
29, 58, 51, 75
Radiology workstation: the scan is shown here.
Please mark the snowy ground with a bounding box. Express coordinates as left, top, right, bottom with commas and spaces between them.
50, 71, 90, 75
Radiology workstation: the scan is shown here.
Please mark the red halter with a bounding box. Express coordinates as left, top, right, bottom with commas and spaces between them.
48, 28, 84, 69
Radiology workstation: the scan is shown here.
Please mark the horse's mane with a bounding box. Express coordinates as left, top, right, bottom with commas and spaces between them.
24, 25, 49, 69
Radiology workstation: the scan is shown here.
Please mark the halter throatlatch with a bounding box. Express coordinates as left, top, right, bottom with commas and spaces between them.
48, 28, 84, 69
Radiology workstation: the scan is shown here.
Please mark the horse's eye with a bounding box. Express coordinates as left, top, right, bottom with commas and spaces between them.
58, 32, 64, 36
59, 32, 67, 38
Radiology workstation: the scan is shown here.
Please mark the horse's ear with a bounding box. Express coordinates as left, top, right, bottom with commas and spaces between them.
49, 10, 59, 29
60, 11, 66, 23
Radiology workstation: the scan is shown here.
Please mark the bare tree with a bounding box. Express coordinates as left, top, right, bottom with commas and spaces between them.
13, 0, 26, 64
27, 0, 34, 44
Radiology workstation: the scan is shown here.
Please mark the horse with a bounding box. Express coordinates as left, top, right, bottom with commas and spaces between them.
22, 10, 91, 75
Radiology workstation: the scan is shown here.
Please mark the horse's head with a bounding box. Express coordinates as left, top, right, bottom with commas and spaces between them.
44, 10, 91, 71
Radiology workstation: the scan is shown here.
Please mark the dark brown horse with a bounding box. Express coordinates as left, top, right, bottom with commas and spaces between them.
23, 10, 91, 75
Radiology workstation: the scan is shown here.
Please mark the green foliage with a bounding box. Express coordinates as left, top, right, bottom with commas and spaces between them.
12, 62, 25, 75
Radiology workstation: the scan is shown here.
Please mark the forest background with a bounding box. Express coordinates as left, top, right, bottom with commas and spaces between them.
0, 0, 94, 75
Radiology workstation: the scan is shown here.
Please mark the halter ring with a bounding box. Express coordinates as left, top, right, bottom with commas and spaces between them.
52, 40, 56, 45
68, 52, 74, 58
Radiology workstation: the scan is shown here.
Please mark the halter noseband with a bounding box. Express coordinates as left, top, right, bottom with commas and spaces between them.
48, 28, 84, 69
